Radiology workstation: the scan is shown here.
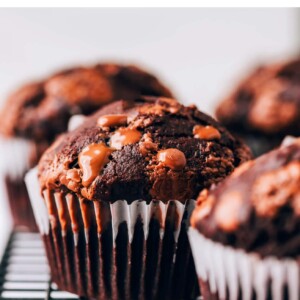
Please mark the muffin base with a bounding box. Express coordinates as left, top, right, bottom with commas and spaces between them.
5, 177, 38, 231
42, 201, 199, 300
188, 228, 299, 300
0, 136, 40, 231
26, 168, 199, 300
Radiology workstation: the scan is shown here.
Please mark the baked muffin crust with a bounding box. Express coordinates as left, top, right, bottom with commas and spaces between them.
216, 59, 300, 137
38, 97, 251, 203
0, 63, 173, 142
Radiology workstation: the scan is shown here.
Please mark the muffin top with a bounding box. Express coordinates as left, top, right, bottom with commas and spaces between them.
0, 63, 173, 143
191, 139, 300, 258
216, 59, 300, 137
38, 97, 251, 204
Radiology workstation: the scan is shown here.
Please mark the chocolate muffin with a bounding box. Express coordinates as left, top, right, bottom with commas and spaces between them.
0, 63, 173, 230
26, 97, 251, 299
189, 138, 300, 300
216, 58, 300, 156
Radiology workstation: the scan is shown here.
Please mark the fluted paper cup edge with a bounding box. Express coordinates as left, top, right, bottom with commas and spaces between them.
25, 167, 50, 235
188, 227, 299, 300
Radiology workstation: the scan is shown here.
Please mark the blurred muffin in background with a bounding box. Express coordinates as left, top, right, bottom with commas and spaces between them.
215, 58, 300, 157
0, 62, 174, 230
189, 138, 300, 300
27, 97, 251, 300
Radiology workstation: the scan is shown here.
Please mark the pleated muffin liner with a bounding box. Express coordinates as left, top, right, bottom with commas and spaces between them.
26, 168, 199, 300
0, 136, 38, 230
188, 227, 299, 300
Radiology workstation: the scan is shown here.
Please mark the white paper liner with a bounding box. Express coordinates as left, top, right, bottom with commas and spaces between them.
25, 166, 198, 298
188, 227, 300, 300
0, 114, 84, 182
0, 136, 33, 180
26, 167, 192, 244
25, 168, 50, 235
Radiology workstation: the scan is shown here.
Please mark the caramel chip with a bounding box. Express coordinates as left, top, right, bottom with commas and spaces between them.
66, 169, 81, 183
110, 127, 142, 150
215, 191, 243, 232
45, 69, 113, 104
193, 125, 221, 140
251, 162, 300, 217
97, 114, 127, 128
78, 143, 114, 187
157, 148, 186, 170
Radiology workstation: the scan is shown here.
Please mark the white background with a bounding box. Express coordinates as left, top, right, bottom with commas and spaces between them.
0, 8, 299, 113
0, 8, 299, 249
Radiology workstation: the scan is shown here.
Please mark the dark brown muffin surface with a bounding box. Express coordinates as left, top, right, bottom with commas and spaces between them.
0, 63, 173, 143
38, 97, 251, 203
191, 139, 300, 258
216, 59, 300, 137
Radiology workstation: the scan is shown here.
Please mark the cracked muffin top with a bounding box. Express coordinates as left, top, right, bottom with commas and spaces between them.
0, 63, 173, 143
38, 97, 251, 203
216, 59, 300, 137
191, 138, 300, 258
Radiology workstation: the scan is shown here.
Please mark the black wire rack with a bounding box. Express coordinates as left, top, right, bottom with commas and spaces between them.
0, 231, 202, 300
0, 231, 80, 300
